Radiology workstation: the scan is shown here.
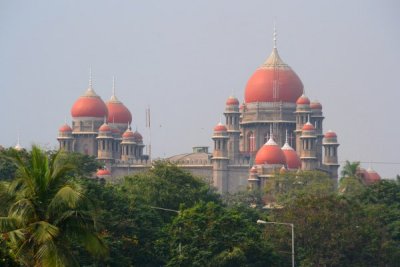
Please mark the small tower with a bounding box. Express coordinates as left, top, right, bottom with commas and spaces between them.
224, 96, 241, 162
57, 123, 74, 152
248, 166, 259, 190
322, 130, 340, 181
212, 122, 229, 193
120, 126, 136, 162
300, 120, 318, 170
310, 101, 324, 164
295, 94, 311, 154
96, 122, 114, 164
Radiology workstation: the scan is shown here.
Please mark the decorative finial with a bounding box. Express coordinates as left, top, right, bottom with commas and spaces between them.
285, 129, 288, 143
269, 125, 273, 140
112, 76, 116, 96
273, 21, 277, 48
89, 66, 93, 89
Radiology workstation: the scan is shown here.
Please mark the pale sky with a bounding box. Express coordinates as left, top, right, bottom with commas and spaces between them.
1, 0, 399, 178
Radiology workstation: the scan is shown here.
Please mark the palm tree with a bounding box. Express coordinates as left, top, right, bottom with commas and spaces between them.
340, 160, 360, 179
0, 146, 107, 266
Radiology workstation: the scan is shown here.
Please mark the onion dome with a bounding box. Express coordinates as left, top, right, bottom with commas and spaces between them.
132, 131, 143, 143
310, 101, 322, 110
106, 78, 132, 124
214, 122, 227, 132
98, 123, 112, 133
122, 129, 135, 139
365, 167, 381, 184
244, 47, 303, 103
296, 94, 310, 105
59, 123, 72, 133
226, 96, 239, 106
96, 168, 111, 178
282, 142, 301, 169
71, 82, 108, 118
255, 136, 286, 165
302, 122, 315, 131
324, 130, 337, 138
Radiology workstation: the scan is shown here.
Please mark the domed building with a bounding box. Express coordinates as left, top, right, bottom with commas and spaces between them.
169, 30, 341, 193
57, 75, 148, 180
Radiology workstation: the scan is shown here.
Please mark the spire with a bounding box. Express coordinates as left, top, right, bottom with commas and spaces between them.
89, 66, 93, 89
109, 76, 120, 102
15, 132, 22, 151
285, 129, 288, 144
269, 125, 273, 140
273, 21, 277, 48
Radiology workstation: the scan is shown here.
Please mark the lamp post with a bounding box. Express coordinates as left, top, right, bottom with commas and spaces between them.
149, 206, 182, 255
257, 219, 295, 267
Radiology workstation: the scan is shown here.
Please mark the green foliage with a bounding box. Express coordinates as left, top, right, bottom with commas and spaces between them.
57, 152, 101, 178
0, 147, 30, 181
0, 146, 107, 266
163, 202, 277, 267
264, 170, 335, 204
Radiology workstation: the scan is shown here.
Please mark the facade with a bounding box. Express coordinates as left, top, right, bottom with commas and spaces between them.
58, 34, 384, 193
57, 77, 150, 181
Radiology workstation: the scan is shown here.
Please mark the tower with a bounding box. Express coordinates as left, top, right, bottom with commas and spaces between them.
224, 96, 241, 162
295, 94, 311, 156
96, 122, 114, 165
120, 126, 136, 162
310, 101, 324, 164
212, 122, 229, 193
57, 123, 74, 152
300, 121, 318, 170
323, 131, 340, 180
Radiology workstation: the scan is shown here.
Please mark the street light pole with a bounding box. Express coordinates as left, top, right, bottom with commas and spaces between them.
257, 219, 295, 267
149, 206, 182, 255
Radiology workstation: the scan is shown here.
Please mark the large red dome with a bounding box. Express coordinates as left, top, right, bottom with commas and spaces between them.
254, 137, 286, 165
106, 94, 132, 124
281, 143, 301, 169
245, 48, 303, 103
71, 88, 108, 118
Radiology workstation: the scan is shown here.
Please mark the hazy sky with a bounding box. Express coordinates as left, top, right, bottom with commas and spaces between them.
1, 0, 399, 178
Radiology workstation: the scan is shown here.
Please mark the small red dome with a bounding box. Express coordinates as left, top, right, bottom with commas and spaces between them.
255, 138, 286, 165
226, 96, 239, 106
324, 131, 337, 138
99, 123, 112, 132
245, 48, 303, 103
282, 143, 301, 169
106, 96, 132, 124
96, 169, 111, 176
59, 124, 72, 132
214, 123, 227, 132
71, 88, 108, 118
302, 122, 315, 131
122, 129, 135, 138
310, 101, 322, 110
296, 94, 310, 105
133, 131, 143, 142
365, 168, 381, 184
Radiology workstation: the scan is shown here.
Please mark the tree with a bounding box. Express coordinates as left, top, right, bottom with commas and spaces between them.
338, 161, 365, 196
163, 202, 278, 267
0, 146, 107, 266
0, 147, 30, 181
340, 160, 360, 178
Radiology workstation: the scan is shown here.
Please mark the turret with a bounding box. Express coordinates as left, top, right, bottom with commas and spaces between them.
57, 123, 74, 152
212, 122, 229, 193
300, 121, 318, 170
224, 96, 241, 162
96, 122, 114, 164
323, 131, 340, 181
310, 101, 324, 164
120, 126, 136, 162
295, 94, 311, 154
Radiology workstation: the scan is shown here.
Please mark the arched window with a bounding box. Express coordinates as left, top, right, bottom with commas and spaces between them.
247, 131, 255, 153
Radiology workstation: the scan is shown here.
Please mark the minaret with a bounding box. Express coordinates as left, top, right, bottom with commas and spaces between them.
57, 122, 74, 152
96, 121, 114, 164
300, 119, 318, 170
212, 122, 229, 193
120, 125, 136, 162
295, 94, 311, 155
224, 96, 240, 162
323, 130, 340, 182
310, 101, 325, 164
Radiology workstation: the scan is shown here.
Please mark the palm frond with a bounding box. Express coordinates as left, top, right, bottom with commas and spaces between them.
29, 221, 59, 245
0, 217, 19, 232
48, 184, 84, 213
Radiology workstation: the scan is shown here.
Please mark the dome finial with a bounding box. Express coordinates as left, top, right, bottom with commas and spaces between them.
269, 124, 273, 140
112, 76, 116, 96
273, 21, 277, 49
89, 66, 93, 89
285, 129, 288, 144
